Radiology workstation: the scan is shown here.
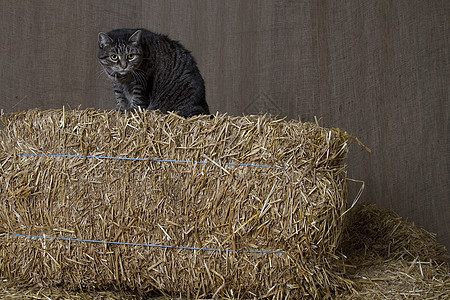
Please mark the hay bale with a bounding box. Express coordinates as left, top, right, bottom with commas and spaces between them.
340, 204, 449, 265
339, 204, 450, 299
0, 108, 353, 298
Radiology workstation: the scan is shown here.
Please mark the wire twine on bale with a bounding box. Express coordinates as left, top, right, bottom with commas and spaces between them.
0, 108, 355, 298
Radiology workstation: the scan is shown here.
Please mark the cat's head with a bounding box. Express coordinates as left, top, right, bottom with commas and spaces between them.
97, 30, 143, 79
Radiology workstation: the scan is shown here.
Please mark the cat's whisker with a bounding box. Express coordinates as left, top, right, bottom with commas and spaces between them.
95, 67, 118, 83
135, 70, 147, 85
134, 73, 142, 84
95, 69, 108, 80
129, 70, 138, 83
130, 70, 146, 86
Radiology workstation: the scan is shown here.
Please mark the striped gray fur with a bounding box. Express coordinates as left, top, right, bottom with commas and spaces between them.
98, 28, 209, 117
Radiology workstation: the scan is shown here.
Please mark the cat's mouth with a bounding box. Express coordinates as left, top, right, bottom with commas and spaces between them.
113, 70, 128, 77
107, 70, 129, 80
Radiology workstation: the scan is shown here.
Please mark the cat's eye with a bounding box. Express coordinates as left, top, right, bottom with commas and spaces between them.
127, 54, 136, 60
110, 54, 119, 61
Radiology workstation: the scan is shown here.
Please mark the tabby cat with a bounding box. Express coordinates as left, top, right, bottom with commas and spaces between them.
98, 28, 209, 117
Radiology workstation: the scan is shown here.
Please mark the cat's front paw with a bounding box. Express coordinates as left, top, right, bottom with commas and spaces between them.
116, 103, 130, 112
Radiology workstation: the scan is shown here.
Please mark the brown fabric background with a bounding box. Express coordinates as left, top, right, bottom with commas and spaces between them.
1, 1, 448, 250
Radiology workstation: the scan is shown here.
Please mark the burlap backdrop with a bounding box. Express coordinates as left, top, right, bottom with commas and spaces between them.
0, 0, 448, 250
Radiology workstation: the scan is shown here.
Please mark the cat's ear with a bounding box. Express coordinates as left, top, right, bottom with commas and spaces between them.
98, 32, 113, 49
128, 30, 142, 45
